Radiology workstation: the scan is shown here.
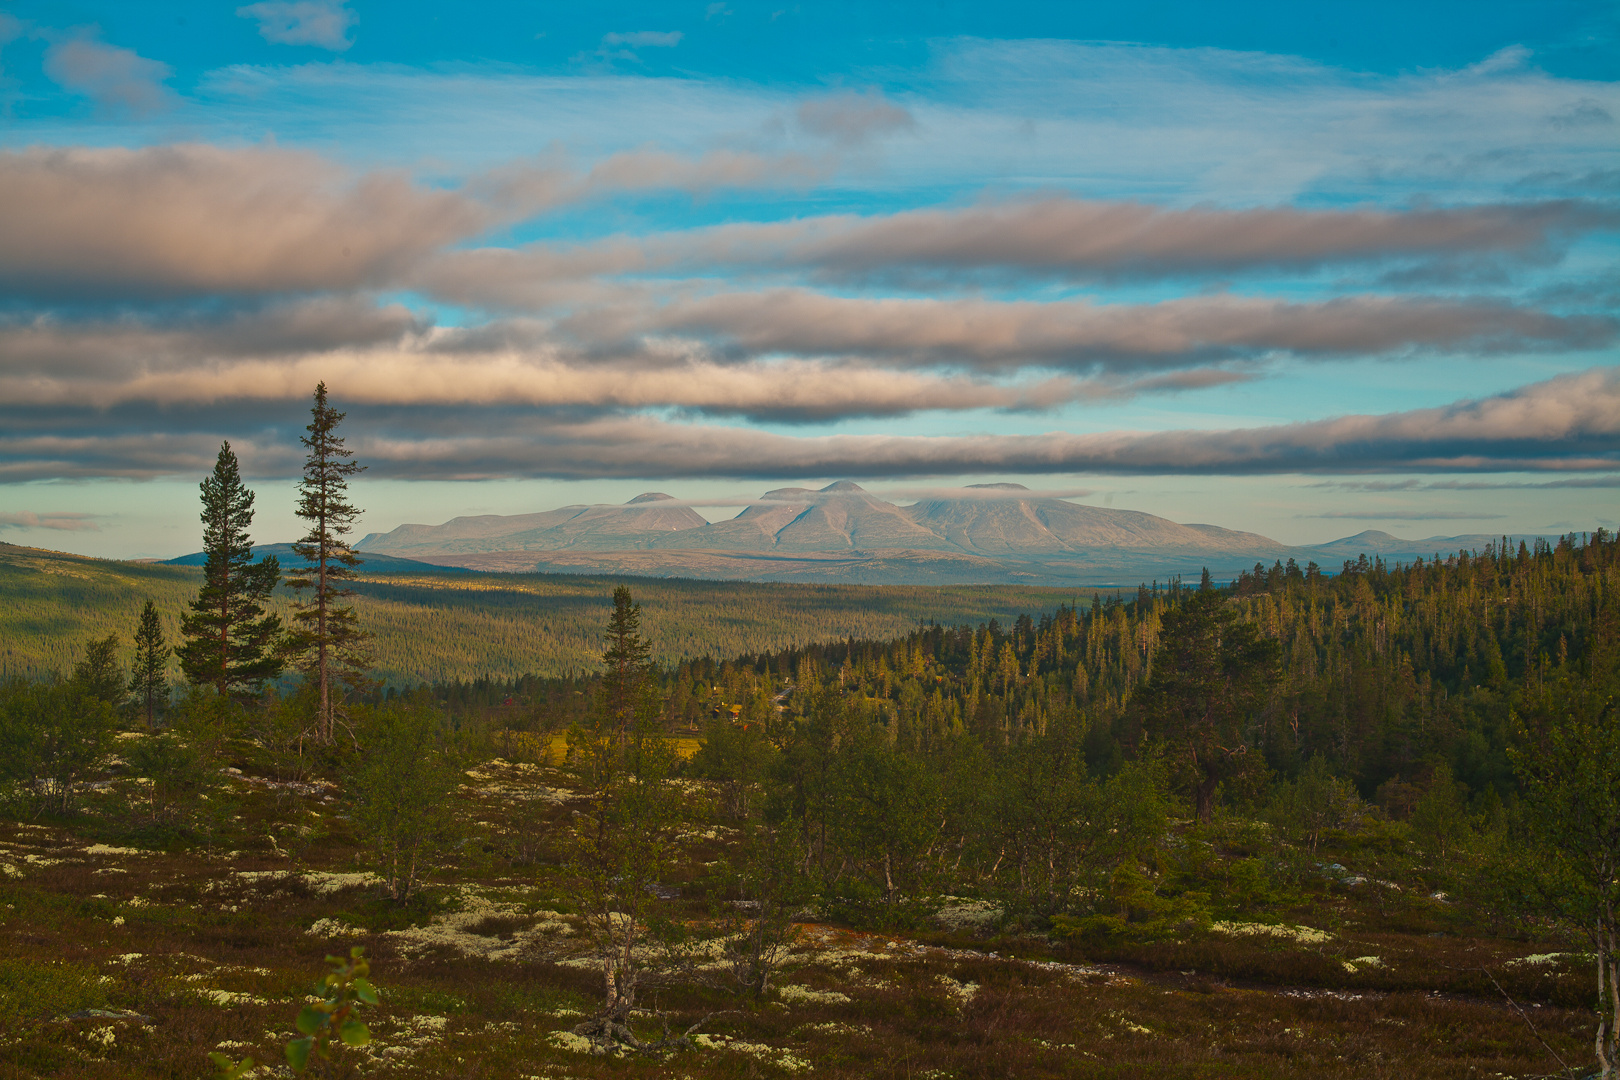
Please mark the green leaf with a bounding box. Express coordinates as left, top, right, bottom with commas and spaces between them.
339, 1019, 371, 1047
286, 1036, 313, 1072
351, 977, 379, 1005
207, 1054, 232, 1068
295, 1004, 326, 1035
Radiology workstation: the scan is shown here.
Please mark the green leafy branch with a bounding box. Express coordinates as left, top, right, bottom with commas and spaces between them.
207, 946, 378, 1079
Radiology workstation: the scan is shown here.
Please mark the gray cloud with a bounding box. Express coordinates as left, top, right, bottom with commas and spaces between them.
1314, 475, 1620, 492
0, 511, 100, 532
43, 36, 174, 117
797, 90, 916, 145
237, 1, 358, 51
0, 144, 841, 303
601, 31, 683, 48
0, 146, 486, 301
1302, 511, 1508, 520
638, 290, 1614, 370
629, 197, 1618, 284
5, 367, 1613, 482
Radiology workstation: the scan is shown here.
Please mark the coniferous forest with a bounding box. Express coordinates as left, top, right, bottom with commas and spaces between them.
2, 459, 1618, 1078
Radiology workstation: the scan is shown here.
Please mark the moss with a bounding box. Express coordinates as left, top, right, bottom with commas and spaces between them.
0, 957, 111, 1020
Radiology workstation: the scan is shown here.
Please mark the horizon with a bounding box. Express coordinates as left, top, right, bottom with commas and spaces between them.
12, 477, 1583, 566
1, 1, 1615, 560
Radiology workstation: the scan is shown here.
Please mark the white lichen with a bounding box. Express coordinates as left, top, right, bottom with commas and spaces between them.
778, 984, 851, 1005
1210, 921, 1332, 945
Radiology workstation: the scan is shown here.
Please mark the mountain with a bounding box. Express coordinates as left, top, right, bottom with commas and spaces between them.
358, 493, 707, 556
904, 483, 1289, 557
165, 543, 476, 574
350, 482, 1556, 585
646, 481, 953, 553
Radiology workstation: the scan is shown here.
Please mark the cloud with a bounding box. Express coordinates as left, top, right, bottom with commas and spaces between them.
237, 1, 358, 51
331, 366, 1620, 480
0, 511, 100, 532
797, 90, 916, 145
1314, 475, 1620, 492
635, 290, 1614, 370
43, 36, 174, 117
1302, 511, 1507, 520
600, 31, 683, 48
0, 144, 842, 302
5, 368, 1614, 482
0, 312, 1179, 420
0, 145, 488, 300
635, 197, 1618, 284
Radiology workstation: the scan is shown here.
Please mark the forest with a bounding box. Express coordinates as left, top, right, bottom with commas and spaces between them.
0, 542, 1091, 683
0, 528, 1617, 1079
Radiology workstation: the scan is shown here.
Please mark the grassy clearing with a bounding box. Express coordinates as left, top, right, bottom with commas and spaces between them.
0, 750, 1592, 1080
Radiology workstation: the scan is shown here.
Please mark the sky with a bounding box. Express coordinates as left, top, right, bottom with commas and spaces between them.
0, 0, 1615, 559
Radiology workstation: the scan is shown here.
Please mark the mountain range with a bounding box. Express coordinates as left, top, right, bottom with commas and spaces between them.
349, 482, 1538, 586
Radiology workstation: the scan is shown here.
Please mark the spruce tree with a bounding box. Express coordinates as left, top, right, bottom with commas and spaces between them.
177, 441, 284, 696
601, 586, 654, 744
129, 600, 170, 728
72, 633, 125, 705
287, 382, 369, 743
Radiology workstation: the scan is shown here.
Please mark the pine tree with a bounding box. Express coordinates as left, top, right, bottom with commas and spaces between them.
177, 441, 284, 696
601, 586, 654, 744
129, 600, 170, 729
287, 382, 369, 743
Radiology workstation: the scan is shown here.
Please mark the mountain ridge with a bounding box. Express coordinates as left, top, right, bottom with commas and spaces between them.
353, 483, 1556, 585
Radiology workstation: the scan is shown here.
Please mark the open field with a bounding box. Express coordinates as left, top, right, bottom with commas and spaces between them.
0, 751, 1593, 1080
0, 544, 1105, 684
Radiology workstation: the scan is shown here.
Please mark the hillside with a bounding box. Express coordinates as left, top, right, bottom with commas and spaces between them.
164, 543, 474, 574
0, 543, 1092, 683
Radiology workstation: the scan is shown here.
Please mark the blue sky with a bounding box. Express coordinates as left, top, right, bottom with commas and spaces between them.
0, 0, 1615, 557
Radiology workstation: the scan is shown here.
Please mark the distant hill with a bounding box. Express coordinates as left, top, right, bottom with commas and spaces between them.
165, 544, 476, 574
355, 482, 1558, 586
1300, 530, 1545, 565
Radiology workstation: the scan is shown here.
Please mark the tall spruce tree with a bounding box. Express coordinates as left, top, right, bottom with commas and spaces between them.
287, 382, 369, 743
177, 441, 284, 696
129, 600, 170, 728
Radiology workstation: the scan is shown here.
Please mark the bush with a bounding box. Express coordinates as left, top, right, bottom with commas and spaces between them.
122, 731, 211, 826
0, 677, 117, 817
346, 698, 466, 904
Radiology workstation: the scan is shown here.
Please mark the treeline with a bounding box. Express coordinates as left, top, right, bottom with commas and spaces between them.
464, 531, 1619, 808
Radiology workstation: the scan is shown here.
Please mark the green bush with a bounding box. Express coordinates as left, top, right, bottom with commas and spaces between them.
346, 697, 467, 904
0, 677, 117, 816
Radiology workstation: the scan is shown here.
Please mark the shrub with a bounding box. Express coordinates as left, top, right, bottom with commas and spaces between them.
0, 677, 117, 816
345, 698, 465, 904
